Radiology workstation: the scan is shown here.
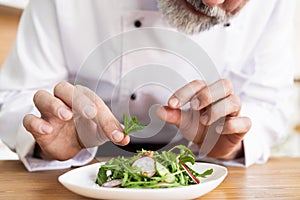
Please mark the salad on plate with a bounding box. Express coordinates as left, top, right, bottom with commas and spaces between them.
96, 145, 213, 189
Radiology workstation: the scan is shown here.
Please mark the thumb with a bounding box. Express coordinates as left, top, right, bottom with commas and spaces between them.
156, 106, 182, 127
156, 106, 201, 142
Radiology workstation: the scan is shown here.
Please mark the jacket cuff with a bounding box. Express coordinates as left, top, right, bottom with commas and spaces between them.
16, 124, 97, 172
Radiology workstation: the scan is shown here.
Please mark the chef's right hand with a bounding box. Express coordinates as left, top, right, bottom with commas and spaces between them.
23, 81, 129, 161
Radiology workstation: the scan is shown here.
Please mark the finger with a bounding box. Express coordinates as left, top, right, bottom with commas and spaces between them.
75, 85, 125, 142
156, 106, 181, 127
23, 114, 53, 135
168, 80, 206, 109
116, 134, 130, 146
200, 94, 241, 125
156, 106, 203, 143
55, 82, 126, 145
191, 79, 233, 110
156, 106, 198, 131
76, 118, 130, 147
216, 116, 251, 135
56, 82, 126, 145
33, 90, 73, 121
54, 81, 97, 119
74, 84, 127, 145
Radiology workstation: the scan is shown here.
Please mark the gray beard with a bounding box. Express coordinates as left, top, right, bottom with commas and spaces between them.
157, 0, 233, 34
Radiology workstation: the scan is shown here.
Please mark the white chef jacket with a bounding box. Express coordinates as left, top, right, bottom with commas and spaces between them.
0, 0, 295, 171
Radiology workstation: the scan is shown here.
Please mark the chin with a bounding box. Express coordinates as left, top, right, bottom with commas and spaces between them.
157, 0, 231, 34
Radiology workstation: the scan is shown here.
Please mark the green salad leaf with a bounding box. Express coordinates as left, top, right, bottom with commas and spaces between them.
123, 113, 146, 135
96, 145, 213, 188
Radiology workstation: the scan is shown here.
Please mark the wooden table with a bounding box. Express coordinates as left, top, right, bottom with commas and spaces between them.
0, 157, 299, 200
0, 6, 22, 66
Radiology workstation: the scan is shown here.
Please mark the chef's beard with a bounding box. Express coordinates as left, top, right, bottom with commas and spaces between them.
157, 0, 233, 34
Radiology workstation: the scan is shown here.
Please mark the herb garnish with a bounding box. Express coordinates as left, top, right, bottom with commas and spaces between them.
123, 113, 146, 135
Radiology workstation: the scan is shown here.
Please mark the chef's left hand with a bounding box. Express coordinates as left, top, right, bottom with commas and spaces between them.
156, 79, 251, 160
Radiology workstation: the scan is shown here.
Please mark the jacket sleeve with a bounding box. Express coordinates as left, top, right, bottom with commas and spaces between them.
192, 0, 296, 167
226, 0, 295, 167
238, 0, 296, 167
0, 0, 96, 171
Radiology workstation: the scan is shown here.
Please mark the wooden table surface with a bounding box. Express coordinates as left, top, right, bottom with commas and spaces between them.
0, 157, 299, 200
0, 6, 22, 66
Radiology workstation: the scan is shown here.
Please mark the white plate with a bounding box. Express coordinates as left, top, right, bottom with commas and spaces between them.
59, 162, 227, 200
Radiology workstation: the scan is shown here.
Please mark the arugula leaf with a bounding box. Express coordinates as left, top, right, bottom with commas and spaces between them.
123, 113, 146, 135
179, 155, 195, 165
198, 168, 214, 178
96, 167, 109, 185
186, 163, 214, 178
169, 145, 195, 157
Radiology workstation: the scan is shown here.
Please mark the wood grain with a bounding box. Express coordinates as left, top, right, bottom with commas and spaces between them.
202, 157, 300, 200
0, 6, 22, 66
0, 160, 88, 200
0, 158, 299, 200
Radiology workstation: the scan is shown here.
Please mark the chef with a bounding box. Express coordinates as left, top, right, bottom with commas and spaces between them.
0, 0, 295, 171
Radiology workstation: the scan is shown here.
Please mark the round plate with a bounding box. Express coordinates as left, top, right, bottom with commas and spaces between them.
58, 162, 227, 200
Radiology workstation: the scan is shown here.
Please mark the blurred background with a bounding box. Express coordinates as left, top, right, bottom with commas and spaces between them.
0, 1, 299, 160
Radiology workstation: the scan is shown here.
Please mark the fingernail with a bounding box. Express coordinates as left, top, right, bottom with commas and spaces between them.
190, 98, 200, 110
59, 108, 72, 120
216, 125, 223, 134
201, 115, 209, 124
83, 105, 96, 118
169, 98, 179, 107
40, 125, 53, 134
112, 130, 124, 142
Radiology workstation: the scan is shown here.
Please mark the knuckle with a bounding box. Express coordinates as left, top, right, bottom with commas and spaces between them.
221, 78, 232, 88
244, 117, 252, 131
75, 84, 89, 92
190, 80, 206, 92
96, 130, 109, 143
33, 90, 45, 104
50, 99, 62, 113
221, 79, 233, 94
101, 119, 117, 134
230, 95, 241, 112
23, 115, 34, 132
209, 107, 218, 121
190, 79, 205, 87
54, 81, 70, 94
74, 84, 83, 90
22, 116, 30, 130
225, 120, 236, 132
73, 85, 85, 100
57, 81, 69, 89
74, 85, 93, 98
198, 87, 212, 105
